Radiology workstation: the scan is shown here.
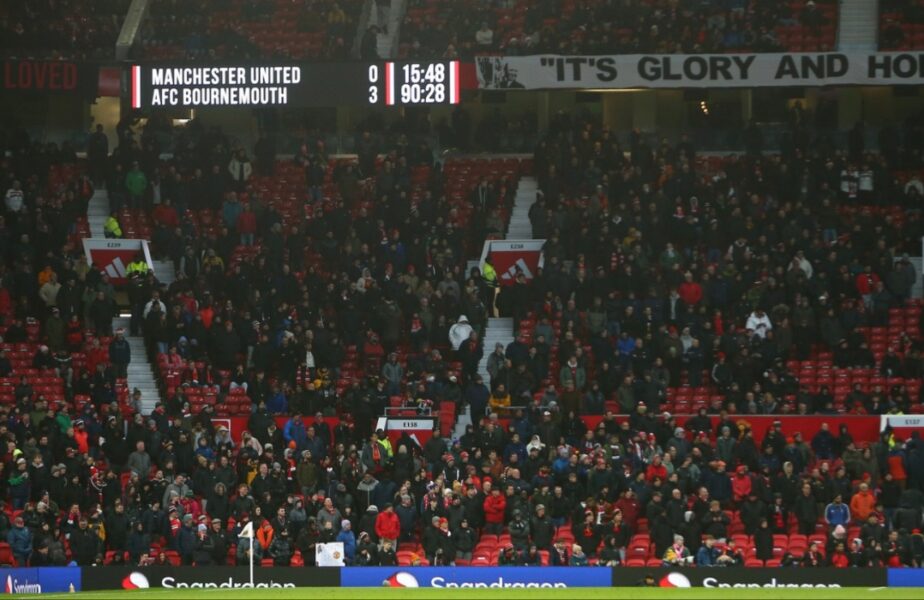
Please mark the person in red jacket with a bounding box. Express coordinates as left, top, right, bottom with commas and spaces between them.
645, 454, 668, 483
375, 503, 401, 549
483, 486, 507, 535
731, 464, 753, 503
677, 272, 703, 306
152, 198, 179, 229
237, 202, 257, 246
828, 541, 850, 567
614, 489, 641, 530
855, 265, 880, 307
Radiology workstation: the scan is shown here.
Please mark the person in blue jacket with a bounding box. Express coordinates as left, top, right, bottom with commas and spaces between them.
336, 519, 356, 564
824, 493, 851, 528
284, 415, 308, 452
6, 516, 32, 565
695, 535, 720, 566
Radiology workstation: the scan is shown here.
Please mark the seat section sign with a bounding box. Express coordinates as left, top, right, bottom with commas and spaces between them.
479, 239, 545, 287
82, 238, 153, 285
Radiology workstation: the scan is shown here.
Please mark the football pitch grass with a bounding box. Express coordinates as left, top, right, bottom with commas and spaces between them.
34, 587, 924, 600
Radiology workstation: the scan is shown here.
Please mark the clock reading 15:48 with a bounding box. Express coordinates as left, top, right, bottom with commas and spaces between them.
374, 61, 460, 106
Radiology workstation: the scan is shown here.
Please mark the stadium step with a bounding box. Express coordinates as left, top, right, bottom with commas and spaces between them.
838, 0, 879, 51
113, 316, 162, 414
478, 317, 514, 384
87, 188, 109, 237
151, 259, 175, 287
452, 403, 472, 441
505, 176, 537, 240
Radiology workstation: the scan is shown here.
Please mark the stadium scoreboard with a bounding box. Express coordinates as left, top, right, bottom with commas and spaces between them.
128, 60, 460, 109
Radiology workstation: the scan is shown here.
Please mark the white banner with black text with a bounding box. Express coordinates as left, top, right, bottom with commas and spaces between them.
476, 52, 924, 90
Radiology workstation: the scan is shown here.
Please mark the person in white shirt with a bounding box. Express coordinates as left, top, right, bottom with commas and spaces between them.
4, 180, 24, 213
475, 23, 494, 47
143, 291, 167, 318
904, 175, 923, 197
745, 308, 773, 340
788, 251, 813, 280
858, 163, 874, 203
448, 315, 473, 350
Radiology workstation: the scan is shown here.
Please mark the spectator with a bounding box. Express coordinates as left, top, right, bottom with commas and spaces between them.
850, 482, 877, 523
6, 516, 32, 565
475, 22, 494, 47
825, 494, 851, 528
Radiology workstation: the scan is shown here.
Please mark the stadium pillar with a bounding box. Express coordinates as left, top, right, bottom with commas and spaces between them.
741, 89, 753, 123
631, 90, 657, 131
837, 88, 863, 129
537, 92, 550, 132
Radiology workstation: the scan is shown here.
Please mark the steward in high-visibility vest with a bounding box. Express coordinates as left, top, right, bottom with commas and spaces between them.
103, 212, 123, 238
482, 257, 498, 288
482, 256, 499, 317
126, 253, 149, 280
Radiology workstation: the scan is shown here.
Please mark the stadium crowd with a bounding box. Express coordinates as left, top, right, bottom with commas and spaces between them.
401, 0, 836, 60
1, 97, 924, 571
0, 0, 130, 60
138, 0, 363, 60
880, 0, 924, 50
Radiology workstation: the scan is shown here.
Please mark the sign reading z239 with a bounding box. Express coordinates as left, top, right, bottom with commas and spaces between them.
128, 61, 460, 109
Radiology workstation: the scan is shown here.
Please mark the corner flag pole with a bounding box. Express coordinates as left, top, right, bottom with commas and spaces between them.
240, 521, 255, 587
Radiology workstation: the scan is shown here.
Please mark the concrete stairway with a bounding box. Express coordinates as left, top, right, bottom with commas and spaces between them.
505, 176, 537, 239
87, 189, 109, 238
838, 0, 879, 51
451, 404, 471, 441
368, 0, 404, 58
151, 259, 175, 287
113, 316, 161, 414
452, 173, 539, 440
477, 317, 514, 383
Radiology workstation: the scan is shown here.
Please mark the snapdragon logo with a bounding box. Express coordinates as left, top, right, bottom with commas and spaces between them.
385, 572, 419, 587
702, 577, 841, 588
5, 574, 41, 594
431, 577, 566, 588
659, 573, 691, 588
122, 572, 150, 589
161, 576, 296, 589
383, 571, 567, 588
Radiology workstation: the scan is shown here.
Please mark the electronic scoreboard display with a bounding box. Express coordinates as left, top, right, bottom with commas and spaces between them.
128, 60, 460, 109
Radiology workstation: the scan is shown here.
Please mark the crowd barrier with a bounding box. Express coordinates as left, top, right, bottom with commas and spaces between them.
2, 566, 921, 591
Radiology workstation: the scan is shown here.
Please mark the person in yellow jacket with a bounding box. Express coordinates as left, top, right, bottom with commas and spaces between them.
104, 211, 123, 238
489, 382, 512, 414
482, 255, 499, 317
377, 430, 393, 458
126, 252, 149, 279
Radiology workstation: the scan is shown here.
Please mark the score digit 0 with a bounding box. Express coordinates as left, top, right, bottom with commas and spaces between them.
368, 64, 379, 104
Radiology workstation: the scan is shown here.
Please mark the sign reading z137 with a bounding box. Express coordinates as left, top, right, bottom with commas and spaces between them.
129, 61, 460, 109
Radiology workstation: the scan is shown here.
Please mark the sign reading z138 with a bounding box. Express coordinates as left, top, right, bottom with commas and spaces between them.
129, 61, 460, 108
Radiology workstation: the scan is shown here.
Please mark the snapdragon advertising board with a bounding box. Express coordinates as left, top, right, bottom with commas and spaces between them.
0, 567, 81, 593
612, 567, 886, 588
888, 568, 924, 587
342, 566, 610, 588
81, 567, 340, 590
